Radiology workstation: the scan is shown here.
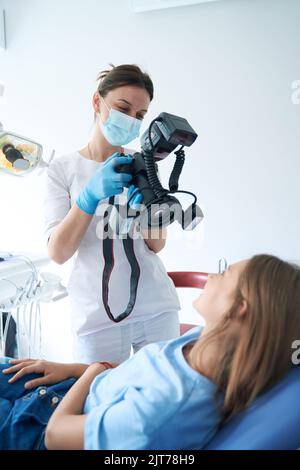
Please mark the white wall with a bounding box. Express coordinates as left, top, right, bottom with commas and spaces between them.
0, 0, 299, 359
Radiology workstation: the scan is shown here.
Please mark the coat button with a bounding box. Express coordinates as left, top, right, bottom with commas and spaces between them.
51, 396, 59, 405
39, 388, 47, 396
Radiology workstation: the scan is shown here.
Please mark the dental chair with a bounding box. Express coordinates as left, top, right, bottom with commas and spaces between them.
168, 271, 300, 450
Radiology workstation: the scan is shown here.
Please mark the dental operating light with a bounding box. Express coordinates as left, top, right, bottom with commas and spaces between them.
0, 122, 54, 176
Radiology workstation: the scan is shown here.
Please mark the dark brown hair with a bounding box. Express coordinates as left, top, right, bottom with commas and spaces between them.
193, 254, 300, 421
96, 64, 154, 101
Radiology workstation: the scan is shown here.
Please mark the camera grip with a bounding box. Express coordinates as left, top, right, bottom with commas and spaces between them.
115, 163, 134, 174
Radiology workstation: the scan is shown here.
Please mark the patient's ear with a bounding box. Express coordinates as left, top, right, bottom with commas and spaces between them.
237, 299, 248, 321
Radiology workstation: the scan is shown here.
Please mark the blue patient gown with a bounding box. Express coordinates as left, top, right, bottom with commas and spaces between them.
0, 327, 222, 450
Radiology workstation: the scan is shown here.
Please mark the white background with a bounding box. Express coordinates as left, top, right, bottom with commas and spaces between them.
0, 0, 299, 360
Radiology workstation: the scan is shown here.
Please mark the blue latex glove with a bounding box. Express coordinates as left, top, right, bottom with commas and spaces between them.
127, 184, 143, 209
76, 153, 133, 215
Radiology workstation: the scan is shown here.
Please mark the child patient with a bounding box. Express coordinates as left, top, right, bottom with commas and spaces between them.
0, 254, 299, 450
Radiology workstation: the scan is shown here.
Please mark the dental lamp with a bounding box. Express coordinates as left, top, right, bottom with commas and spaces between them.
0, 121, 53, 176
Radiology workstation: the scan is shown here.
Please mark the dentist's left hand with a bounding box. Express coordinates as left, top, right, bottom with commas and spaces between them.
2, 359, 88, 389
127, 184, 143, 209
76, 153, 133, 215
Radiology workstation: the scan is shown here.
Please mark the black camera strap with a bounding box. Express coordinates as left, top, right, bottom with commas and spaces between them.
102, 196, 141, 323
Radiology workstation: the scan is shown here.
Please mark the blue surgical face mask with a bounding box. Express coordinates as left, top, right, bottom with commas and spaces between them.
99, 97, 142, 146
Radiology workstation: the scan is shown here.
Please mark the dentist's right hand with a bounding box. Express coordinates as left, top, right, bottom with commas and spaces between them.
76, 152, 133, 215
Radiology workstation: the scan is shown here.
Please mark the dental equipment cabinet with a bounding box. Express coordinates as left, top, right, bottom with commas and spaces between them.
0, 252, 67, 359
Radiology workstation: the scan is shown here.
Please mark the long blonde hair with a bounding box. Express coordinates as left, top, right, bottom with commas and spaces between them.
194, 254, 300, 421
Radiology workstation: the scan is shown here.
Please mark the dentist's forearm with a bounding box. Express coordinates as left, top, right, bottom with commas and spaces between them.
142, 227, 167, 253
47, 204, 93, 264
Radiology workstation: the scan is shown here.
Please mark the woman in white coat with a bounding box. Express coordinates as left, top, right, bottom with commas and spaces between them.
44, 64, 180, 364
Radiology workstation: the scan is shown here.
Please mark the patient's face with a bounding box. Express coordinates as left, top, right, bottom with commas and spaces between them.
193, 259, 248, 328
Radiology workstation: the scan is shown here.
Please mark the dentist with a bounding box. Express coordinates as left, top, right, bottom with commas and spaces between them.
44, 64, 180, 364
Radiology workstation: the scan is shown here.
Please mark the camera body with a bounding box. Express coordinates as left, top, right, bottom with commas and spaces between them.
102, 112, 204, 323
113, 112, 203, 233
